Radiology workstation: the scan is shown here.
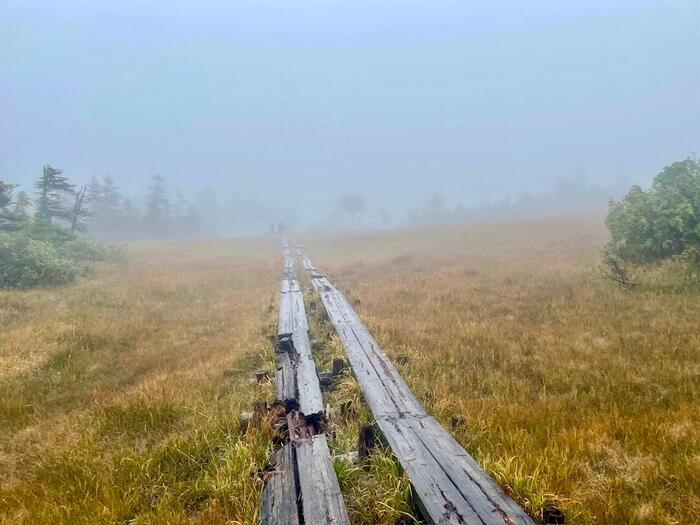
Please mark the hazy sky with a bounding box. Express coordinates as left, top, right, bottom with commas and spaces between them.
2, 0, 699, 221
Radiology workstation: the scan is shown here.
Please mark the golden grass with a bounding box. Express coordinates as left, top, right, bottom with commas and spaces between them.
0, 238, 279, 524
2, 214, 698, 524
300, 213, 700, 524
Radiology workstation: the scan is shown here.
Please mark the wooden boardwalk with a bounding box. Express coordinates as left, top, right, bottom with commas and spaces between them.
298, 248, 536, 525
260, 243, 350, 525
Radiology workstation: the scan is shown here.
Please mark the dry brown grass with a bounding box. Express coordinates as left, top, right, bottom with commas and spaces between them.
300, 213, 700, 524
0, 238, 279, 524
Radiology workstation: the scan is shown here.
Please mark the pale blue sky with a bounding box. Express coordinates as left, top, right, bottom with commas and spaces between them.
1, 0, 698, 220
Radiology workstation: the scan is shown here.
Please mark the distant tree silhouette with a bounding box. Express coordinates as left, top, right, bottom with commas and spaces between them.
86, 177, 103, 212
12, 190, 31, 219
0, 181, 19, 230
101, 176, 122, 217
70, 185, 90, 233
339, 193, 365, 223
34, 165, 75, 225
0, 181, 14, 210
145, 174, 168, 225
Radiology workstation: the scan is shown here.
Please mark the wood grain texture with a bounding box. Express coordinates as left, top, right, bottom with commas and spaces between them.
260, 444, 300, 525
296, 435, 351, 525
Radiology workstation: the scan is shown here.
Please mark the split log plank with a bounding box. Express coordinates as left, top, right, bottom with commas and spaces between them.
296, 435, 351, 525
275, 350, 296, 405
260, 444, 300, 525
293, 327, 324, 417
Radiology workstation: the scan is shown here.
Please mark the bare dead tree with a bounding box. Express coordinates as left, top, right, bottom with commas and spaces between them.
70, 184, 89, 233
601, 250, 635, 288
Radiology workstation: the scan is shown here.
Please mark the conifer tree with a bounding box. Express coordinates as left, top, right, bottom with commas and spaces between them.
145, 174, 168, 223
0, 181, 17, 230
34, 165, 75, 225
86, 177, 104, 216
13, 190, 31, 219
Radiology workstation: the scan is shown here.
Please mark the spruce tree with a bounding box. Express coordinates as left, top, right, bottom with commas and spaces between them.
0, 181, 17, 230
0, 181, 14, 209
174, 190, 189, 220
70, 185, 90, 233
34, 165, 75, 225
13, 191, 31, 219
86, 177, 104, 217
93, 175, 123, 235
145, 174, 168, 224
101, 175, 122, 217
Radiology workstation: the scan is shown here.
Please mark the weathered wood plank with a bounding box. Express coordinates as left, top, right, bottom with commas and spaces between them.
278, 286, 294, 338
321, 286, 426, 417
293, 328, 324, 417
275, 350, 297, 405
260, 444, 300, 525
300, 249, 536, 525
416, 415, 534, 524
296, 435, 351, 525
290, 288, 309, 333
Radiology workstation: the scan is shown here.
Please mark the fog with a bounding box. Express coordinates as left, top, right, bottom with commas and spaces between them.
2, 0, 699, 235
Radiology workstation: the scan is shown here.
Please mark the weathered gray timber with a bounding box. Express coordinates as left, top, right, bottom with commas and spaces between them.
260, 444, 299, 525
296, 435, 350, 525
292, 327, 324, 417
299, 248, 535, 525
275, 350, 296, 407
277, 250, 324, 417
261, 246, 350, 525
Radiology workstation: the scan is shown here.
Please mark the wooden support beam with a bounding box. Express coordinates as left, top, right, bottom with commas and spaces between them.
358, 424, 376, 460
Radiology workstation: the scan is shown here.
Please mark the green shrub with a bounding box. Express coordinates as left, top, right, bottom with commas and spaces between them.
0, 225, 122, 289
0, 232, 79, 288
606, 158, 700, 265
61, 237, 123, 263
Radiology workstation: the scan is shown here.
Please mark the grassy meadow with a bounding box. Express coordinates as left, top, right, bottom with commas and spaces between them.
0, 239, 280, 524
301, 213, 700, 524
1, 213, 698, 524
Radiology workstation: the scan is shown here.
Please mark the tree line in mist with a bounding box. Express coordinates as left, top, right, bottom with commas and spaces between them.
2, 165, 623, 242
1, 167, 201, 242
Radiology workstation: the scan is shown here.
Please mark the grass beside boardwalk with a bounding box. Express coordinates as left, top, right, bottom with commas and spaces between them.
0, 238, 279, 524
300, 214, 700, 525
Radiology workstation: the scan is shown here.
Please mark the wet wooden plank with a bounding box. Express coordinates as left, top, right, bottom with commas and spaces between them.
290, 287, 309, 333
260, 444, 300, 525
296, 435, 351, 525
293, 327, 324, 417
278, 285, 294, 338
414, 415, 535, 524
276, 350, 297, 405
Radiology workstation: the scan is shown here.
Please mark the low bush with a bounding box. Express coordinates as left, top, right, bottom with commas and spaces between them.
0, 227, 122, 289
604, 157, 700, 289
0, 232, 78, 288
